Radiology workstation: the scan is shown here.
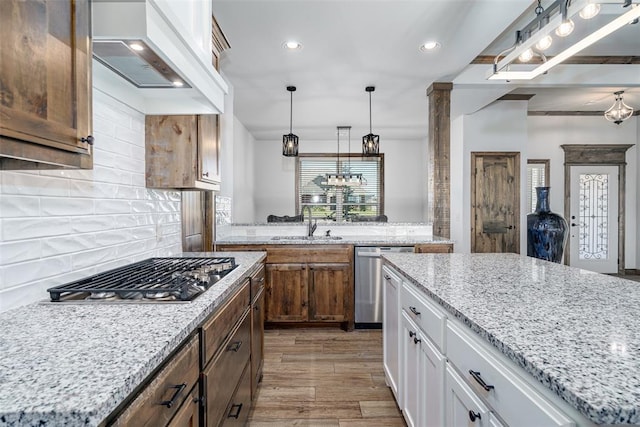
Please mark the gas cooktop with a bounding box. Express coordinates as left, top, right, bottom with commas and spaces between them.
47, 257, 237, 303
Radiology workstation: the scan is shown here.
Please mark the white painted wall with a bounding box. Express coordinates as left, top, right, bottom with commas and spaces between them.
450, 100, 530, 254
232, 118, 256, 223
528, 115, 638, 269
249, 138, 428, 223
0, 90, 182, 313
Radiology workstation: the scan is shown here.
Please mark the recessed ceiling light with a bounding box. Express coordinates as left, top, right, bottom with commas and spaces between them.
129, 42, 144, 51
173, 81, 184, 87
283, 41, 303, 50
419, 41, 441, 51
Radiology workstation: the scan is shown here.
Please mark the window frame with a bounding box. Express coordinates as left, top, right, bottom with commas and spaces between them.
527, 159, 550, 213
295, 153, 385, 221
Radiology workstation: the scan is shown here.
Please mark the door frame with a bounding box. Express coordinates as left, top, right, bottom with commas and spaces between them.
560, 144, 633, 274
470, 151, 521, 254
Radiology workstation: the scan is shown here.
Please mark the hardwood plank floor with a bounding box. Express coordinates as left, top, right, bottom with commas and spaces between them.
249, 329, 406, 427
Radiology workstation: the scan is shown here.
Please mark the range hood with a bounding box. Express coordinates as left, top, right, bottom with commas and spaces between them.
92, 0, 228, 114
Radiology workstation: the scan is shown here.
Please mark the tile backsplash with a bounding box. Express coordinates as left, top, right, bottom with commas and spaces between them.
0, 89, 182, 313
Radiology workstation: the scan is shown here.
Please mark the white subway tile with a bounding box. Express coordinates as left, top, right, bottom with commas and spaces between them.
94, 99, 134, 126
40, 197, 94, 216
2, 256, 72, 289
94, 149, 118, 168
93, 116, 116, 137
98, 138, 133, 157
131, 145, 145, 160
70, 215, 115, 233
2, 172, 69, 196
2, 217, 71, 241
116, 240, 147, 257
93, 165, 122, 184
71, 246, 118, 270
95, 199, 131, 215
131, 173, 146, 187
94, 229, 132, 246
113, 185, 137, 200
117, 171, 133, 186
115, 125, 142, 145
131, 200, 155, 213
41, 234, 97, 257
0, 240, 42, 264
116, 155, 144, 173
0, 195, 40, 218
130, 225, 156, 240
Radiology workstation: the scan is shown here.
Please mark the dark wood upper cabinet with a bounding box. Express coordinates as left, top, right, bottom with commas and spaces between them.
145, 114, 221, 191
0, 0, 93, 169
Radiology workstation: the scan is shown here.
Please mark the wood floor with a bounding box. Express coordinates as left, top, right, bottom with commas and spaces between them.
248, 328, 406, 427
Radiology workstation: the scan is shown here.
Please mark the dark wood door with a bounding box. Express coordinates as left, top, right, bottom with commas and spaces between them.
181, 190, 213, 252
308, 263, 350, 322
0, 0, 92, 168
265, 264, 308, 322
471, 152, 520, 253
198, 115, 221, 184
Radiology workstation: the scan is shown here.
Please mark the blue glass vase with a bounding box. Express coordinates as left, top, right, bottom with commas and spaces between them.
527, 187, 568, 263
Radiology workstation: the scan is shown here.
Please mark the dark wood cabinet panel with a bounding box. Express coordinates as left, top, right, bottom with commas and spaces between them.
265, 263, 309, 322
413, 243, 453, 253
309, 263, 351, 322
0, 0, 93, 169
145, 114, 220, 190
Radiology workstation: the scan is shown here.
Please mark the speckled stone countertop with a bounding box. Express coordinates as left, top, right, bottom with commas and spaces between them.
382, 253, 640, 425
0, 252, 265, 427
215, 235, 453, 245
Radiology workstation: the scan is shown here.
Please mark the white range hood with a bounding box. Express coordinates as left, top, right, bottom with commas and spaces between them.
92, 0, 228, 114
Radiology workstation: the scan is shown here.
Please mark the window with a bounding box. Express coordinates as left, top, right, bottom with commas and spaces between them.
296, 154, 384, 221
527, 159, 550, 213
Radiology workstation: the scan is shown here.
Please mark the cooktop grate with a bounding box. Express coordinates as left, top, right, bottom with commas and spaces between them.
47, 257, 236, 303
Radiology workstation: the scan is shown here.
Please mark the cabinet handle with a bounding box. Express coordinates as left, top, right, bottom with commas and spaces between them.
469, 370, 495, 391
202, 171, 209, 177
80, 135, 94, 145
253, 277, 265, 284
409, 306, 421, 316
409, 330, 416, 338
227, 403, 243, 419
160, 383, 186, 408
413, 337, 421, 345
468, 410, 482, 422
384, 274, 391, 280
227, 340, 243, 352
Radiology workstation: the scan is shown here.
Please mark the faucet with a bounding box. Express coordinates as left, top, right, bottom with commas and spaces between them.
304, 206, 317, 237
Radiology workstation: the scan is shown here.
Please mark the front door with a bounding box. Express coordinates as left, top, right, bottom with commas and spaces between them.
471, 152, 520, 253
569, 165, 619, 273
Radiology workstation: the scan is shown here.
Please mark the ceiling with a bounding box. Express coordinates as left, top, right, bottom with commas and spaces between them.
212, 0, 640, 141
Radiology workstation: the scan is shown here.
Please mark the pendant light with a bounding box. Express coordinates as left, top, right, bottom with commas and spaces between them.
604, 91, 634, 125
323, 126, 366, 186
282, 86, 299, 156
362, 86, 380, 156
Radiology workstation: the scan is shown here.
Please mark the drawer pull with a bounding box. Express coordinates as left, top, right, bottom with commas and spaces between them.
409, 306, 421, 316
160, 383, 186, 408
384, 274, 391, 280
468, 410, 482, 422
253, 277, 265, 284
469, 370, 495, 391
409, 330, 416, 338
413, 337, 421, 345
228, 403, 243, 419
227, 340, 243, 352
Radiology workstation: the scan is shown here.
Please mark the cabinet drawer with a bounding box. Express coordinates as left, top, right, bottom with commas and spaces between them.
265, 245, 352, 264
167, 385, 200, 427
401, 282, 446, 352
446, 322, 574, 427
222, 362, 252, 427
250, 265, 265, 302
201, 281, 250, 367
203, 311, 251, 427
112, 335, 199, 427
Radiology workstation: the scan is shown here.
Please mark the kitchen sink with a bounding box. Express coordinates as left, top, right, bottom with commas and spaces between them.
270, 236, 343, 241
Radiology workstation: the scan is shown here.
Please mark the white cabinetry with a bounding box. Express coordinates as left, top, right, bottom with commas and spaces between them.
445, 364, 490, 427
401, 312, 421, 427
383, 266, 402, 403
421, 328, 446, 427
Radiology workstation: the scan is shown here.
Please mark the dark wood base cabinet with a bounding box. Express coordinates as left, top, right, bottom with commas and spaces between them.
108, 264, 266, 427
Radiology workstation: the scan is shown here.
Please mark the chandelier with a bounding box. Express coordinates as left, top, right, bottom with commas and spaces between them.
604, 91, 634, 124
323, 126, 366, 187
282, 86, 299, 156
362, 86, 380, 155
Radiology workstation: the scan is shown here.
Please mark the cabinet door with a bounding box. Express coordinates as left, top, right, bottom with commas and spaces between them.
445, 364, 489, 427
222, 363, 252, 427
382, 266, 402, 403
308, 263, 350, 322
0, 0, 92, 168
167, 386, 200, 427
401, 312, 421, 427
251, 288, 265, 399
265, 264, 308, 322
421, 334, 446, 427
198, 115, 221, 184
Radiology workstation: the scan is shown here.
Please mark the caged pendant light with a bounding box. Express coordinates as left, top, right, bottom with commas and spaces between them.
362, 86, 380, 156
604, 91, 634, 125
282, 86, 299, 156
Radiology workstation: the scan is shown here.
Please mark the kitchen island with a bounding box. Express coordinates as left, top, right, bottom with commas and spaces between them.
382, 253, 640, 426
0, 252, 265, 427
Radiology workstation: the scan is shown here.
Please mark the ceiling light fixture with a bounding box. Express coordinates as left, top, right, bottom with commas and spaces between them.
420, 41, 441, 51
362, 86, 380, 156
129, 42, 144, 51
488, 0, 640, 81
604, 90, 634, 124
282, 86, 299, 157
579, 3, 601, 19
283, 41, 303, 50
323, 126, 366, 187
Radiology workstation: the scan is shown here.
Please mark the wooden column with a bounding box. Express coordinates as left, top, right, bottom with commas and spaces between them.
427, 82, 453, 238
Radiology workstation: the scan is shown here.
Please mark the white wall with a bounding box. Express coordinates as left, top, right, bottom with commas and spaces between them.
231, 118, 256, 223
0, 90, 182, 313
450, 100, 530, 254
249, 138, 428, 223
528, 115, 638, 269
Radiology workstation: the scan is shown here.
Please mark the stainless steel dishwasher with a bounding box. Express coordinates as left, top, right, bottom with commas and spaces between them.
355, 246, 414, 328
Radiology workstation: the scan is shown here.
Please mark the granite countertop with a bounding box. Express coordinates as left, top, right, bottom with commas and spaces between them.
0, 252, 265, 427
215, 235, 453, 245
382, 253, 640, 425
